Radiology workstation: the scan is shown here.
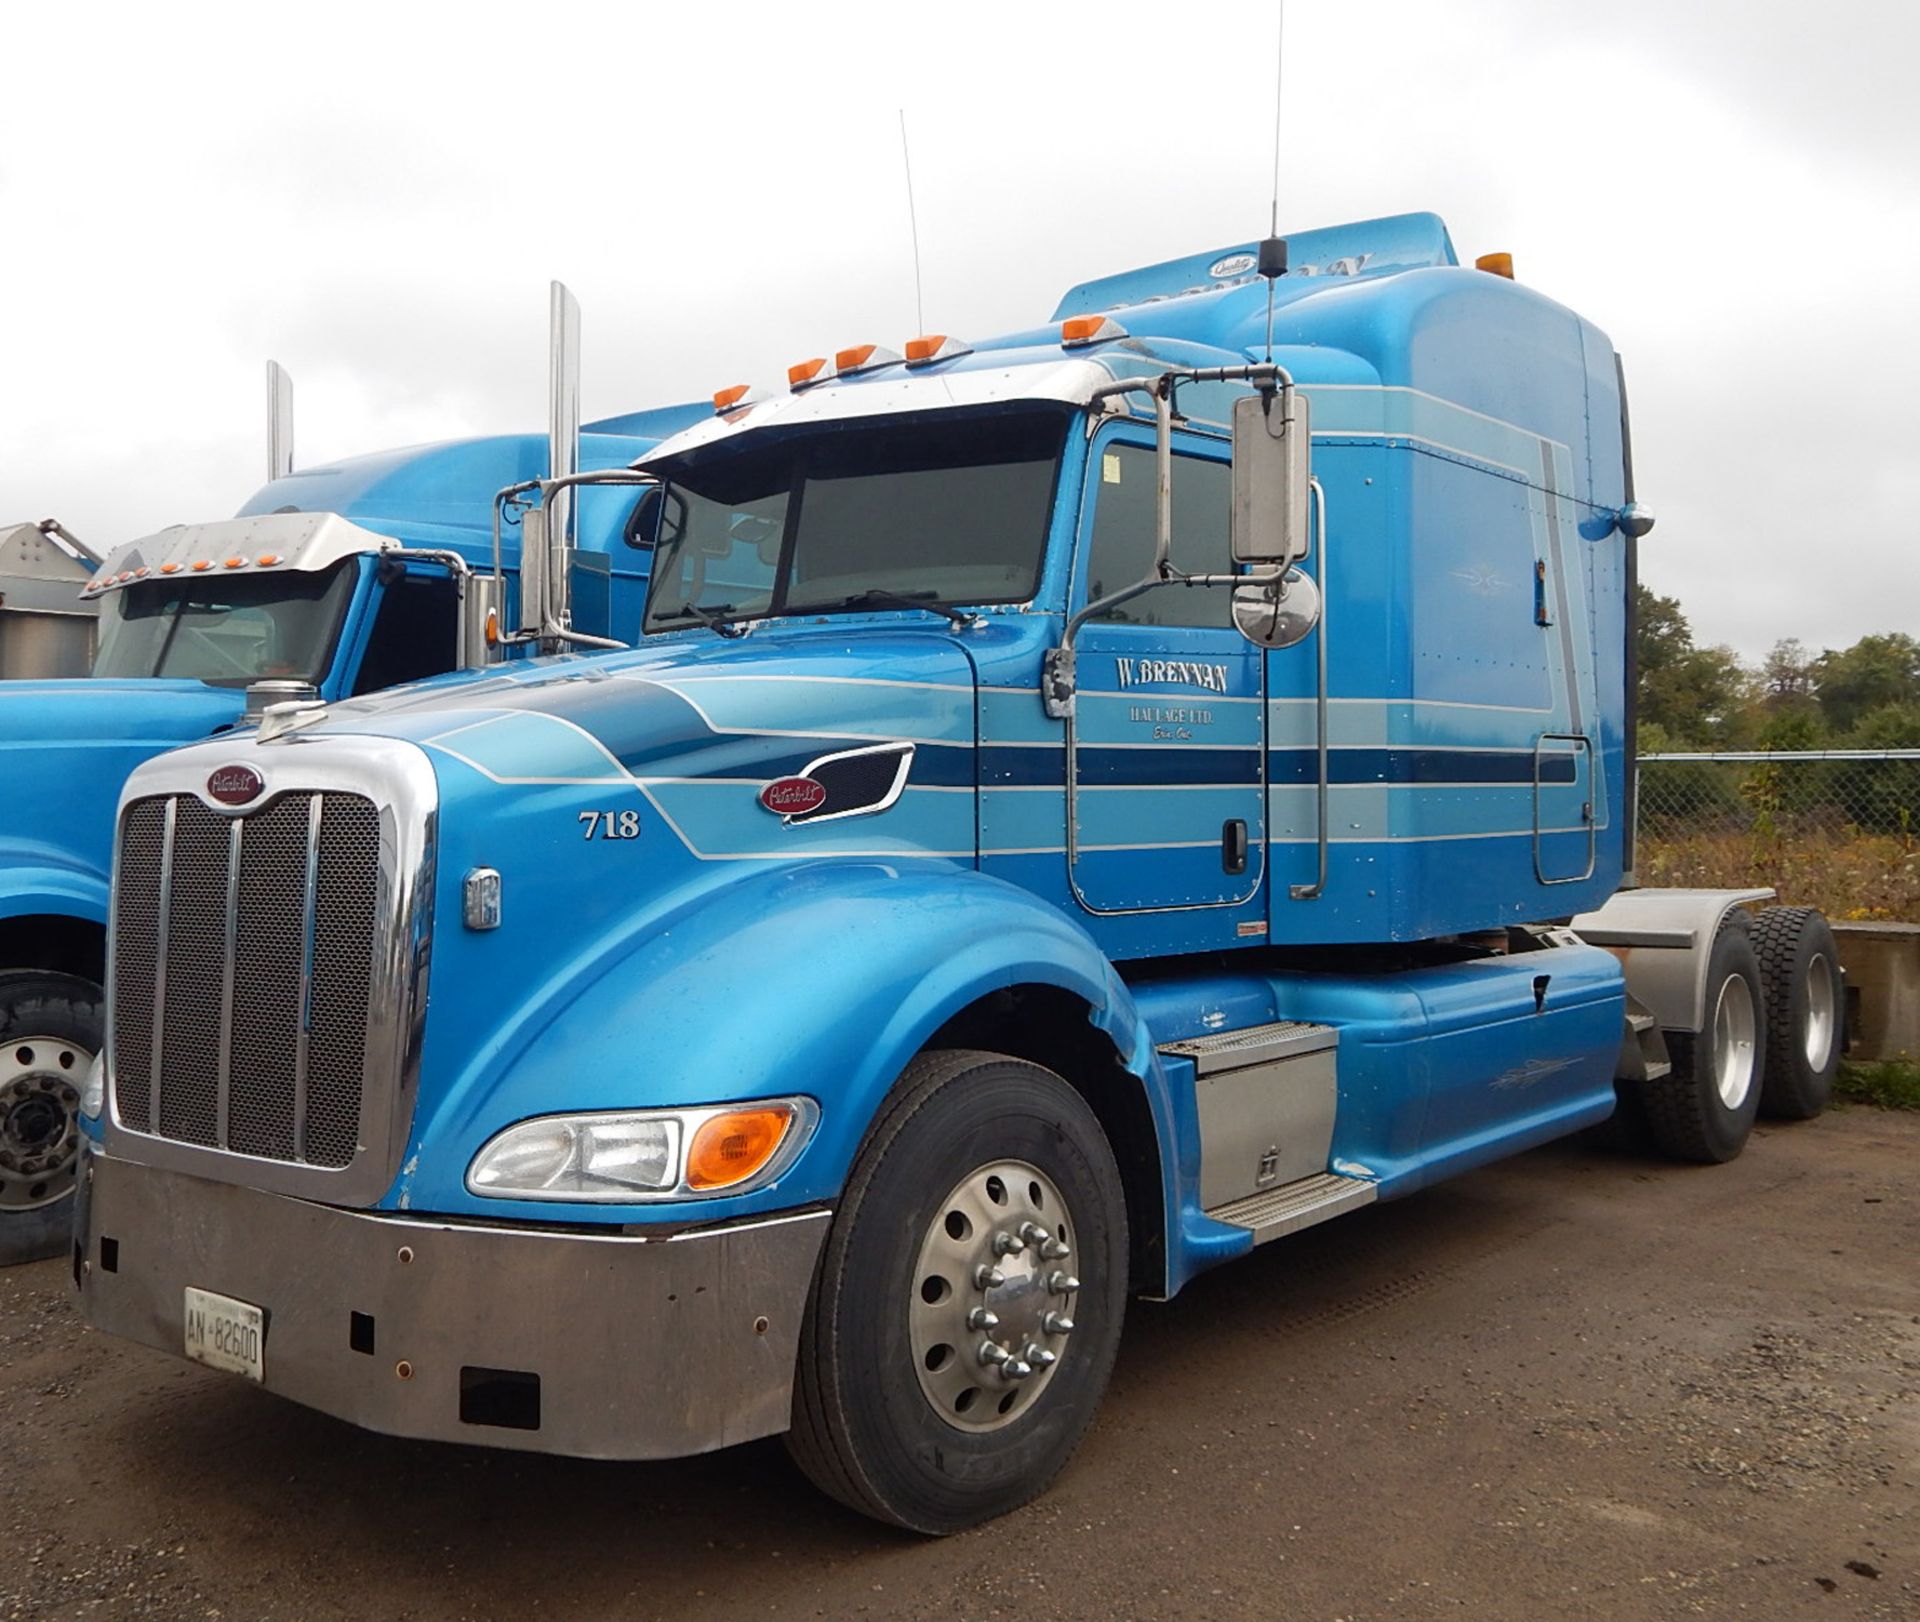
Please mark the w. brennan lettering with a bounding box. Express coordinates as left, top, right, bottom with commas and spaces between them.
1114, 657, 1231, 693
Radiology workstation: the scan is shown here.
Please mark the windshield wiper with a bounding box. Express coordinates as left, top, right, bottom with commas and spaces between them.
671, 603, 751, 639
804, 589, 980, 629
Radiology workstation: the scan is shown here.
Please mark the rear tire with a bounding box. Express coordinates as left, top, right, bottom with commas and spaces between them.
786, 1049, 1127, 1534
1751, 906, 1842, 1121
0, 973, 102, 1266
1643, 920, 1765, 1164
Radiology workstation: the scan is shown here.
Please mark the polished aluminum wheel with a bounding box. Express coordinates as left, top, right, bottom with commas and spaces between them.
910, 1159, 1079, 1432
1712, 973, 1758, 1110
0, 1035, 87, 1212
1802, 951, 1836, 1072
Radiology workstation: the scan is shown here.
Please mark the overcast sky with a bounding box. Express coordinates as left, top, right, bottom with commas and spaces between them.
4, 0, 1914, 659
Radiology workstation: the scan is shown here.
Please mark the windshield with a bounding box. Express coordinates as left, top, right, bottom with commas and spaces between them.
641, 408, 1068, 634
93, 561, 358, 686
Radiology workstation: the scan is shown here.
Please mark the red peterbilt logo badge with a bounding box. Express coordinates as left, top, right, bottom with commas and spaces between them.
206, 765, 264, 807
759, 776, 827, 818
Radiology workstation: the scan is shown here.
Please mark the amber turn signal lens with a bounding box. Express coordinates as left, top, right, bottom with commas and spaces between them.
685, 1106, 796, 1191
713, 382, 752, 411
1475, 251, 1514, 279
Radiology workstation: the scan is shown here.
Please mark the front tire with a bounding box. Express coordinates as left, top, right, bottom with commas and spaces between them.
1643, 920, 1765, 1164
0, 973, 101, 1266
1751, 906, 1842, 1121
787, 1049, 1127, 1534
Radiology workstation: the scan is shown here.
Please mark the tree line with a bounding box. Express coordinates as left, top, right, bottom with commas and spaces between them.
1637, 585, 1920, 753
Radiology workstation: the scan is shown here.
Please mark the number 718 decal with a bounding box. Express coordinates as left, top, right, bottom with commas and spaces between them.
578, 810, 641, 841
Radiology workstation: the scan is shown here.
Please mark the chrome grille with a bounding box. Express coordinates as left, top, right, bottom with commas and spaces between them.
111, 790, 383, 1170
111, 800, 166, 1134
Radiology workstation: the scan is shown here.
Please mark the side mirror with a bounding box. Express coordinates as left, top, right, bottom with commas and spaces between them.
1615, 501, 1656, 539
515, 505, 548, 636
1230, 388, 1311, 565
1231, 570, 1321, 649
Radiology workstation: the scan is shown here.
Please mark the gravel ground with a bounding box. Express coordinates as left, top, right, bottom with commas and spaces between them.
2, 1107, 1914, 1621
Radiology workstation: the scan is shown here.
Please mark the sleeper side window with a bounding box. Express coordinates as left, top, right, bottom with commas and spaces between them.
1085, 445, 1235, 628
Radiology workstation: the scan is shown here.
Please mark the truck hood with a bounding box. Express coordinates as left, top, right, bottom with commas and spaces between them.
0, 677, 241, 746
106, 623, 1011, 1220
0, 678, 243, 899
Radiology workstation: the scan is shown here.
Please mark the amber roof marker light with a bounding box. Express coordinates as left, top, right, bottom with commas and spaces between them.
1060, 316, 1128, 348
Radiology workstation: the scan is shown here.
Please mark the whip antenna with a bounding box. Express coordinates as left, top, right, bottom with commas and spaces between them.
1263, 0, 1287, 365
899, 109, 926, 334
1270, 0, 1284, 237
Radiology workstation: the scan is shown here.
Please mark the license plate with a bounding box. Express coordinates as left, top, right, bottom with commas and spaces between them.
183, 1287, 265, 1382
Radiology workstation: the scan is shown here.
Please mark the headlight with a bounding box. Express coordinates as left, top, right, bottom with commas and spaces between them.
79, 1054, 106, 1121
466, 1098, 816, 1202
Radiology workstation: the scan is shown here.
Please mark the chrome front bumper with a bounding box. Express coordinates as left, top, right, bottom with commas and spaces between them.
73, 1149, 830, 1460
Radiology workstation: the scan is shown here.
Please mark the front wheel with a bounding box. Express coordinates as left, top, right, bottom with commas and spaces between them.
786, 1050, 1127, 1534
0, 973, 101, 1265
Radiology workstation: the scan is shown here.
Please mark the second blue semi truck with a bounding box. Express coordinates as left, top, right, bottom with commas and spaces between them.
74, 214, 1844, 1532
0, 289, 702, 1261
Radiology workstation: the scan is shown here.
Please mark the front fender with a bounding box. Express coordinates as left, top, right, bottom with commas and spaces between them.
393, 862, 1172, 1231
0, 848, 110, 927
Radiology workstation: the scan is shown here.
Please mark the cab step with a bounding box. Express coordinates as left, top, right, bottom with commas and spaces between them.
1160, 1019, 1337, 1072
1206, 1170, 1378, 1245
1617, 995, 1672, 1082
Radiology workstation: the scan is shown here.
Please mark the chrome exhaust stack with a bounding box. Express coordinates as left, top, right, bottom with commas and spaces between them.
517, 283, 581, 644
547, 280, 580, 627
493, 280, 642, 656
267, 361, 295, 482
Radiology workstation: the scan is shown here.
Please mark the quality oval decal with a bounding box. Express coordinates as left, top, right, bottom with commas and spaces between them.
207, 764, 265, 807
759, 776, 827, 818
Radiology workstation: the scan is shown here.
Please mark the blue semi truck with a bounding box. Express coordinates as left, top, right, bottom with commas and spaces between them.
0, 289, 702, 1261
74, 215, 1843, 1532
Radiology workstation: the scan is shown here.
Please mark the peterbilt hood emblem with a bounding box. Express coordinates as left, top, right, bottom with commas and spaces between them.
759, 776, 828, 818
206, 764, 265, 806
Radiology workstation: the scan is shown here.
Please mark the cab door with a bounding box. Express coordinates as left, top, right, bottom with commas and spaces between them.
1066, 426, 1266, 914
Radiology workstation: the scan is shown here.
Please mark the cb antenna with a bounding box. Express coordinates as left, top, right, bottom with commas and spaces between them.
1262, 0, 1288, 366
899, 109, 926, 335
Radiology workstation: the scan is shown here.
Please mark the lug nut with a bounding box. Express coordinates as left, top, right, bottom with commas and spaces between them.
1043, 1311, 1076, 1335
1041, 1237, 1071, 1260
1001, 1358, 1034, 1382
992, 1230, 1027, 1257
966, 1307, 1000, 1331
1047, 1271, 1080, 1295
974, 1265, 1005, 1289
1017, 1221, 1049, 1245
978, 1340, 1013, 1367
1024, 1343, 1058, 1369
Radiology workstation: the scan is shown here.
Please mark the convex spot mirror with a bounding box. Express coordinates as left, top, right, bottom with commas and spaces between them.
1232, 569, 1321, 649
1230, 388, 1311, 566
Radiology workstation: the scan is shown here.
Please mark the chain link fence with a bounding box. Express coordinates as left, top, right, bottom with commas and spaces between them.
1635, 750, 1920, 919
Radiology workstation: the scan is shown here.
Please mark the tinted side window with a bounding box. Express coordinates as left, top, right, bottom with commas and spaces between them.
352, 573, 460, 696
1086, 446, 1234, 628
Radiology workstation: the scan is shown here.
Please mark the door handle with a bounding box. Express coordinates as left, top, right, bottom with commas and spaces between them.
1222, 818, 1248, 875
